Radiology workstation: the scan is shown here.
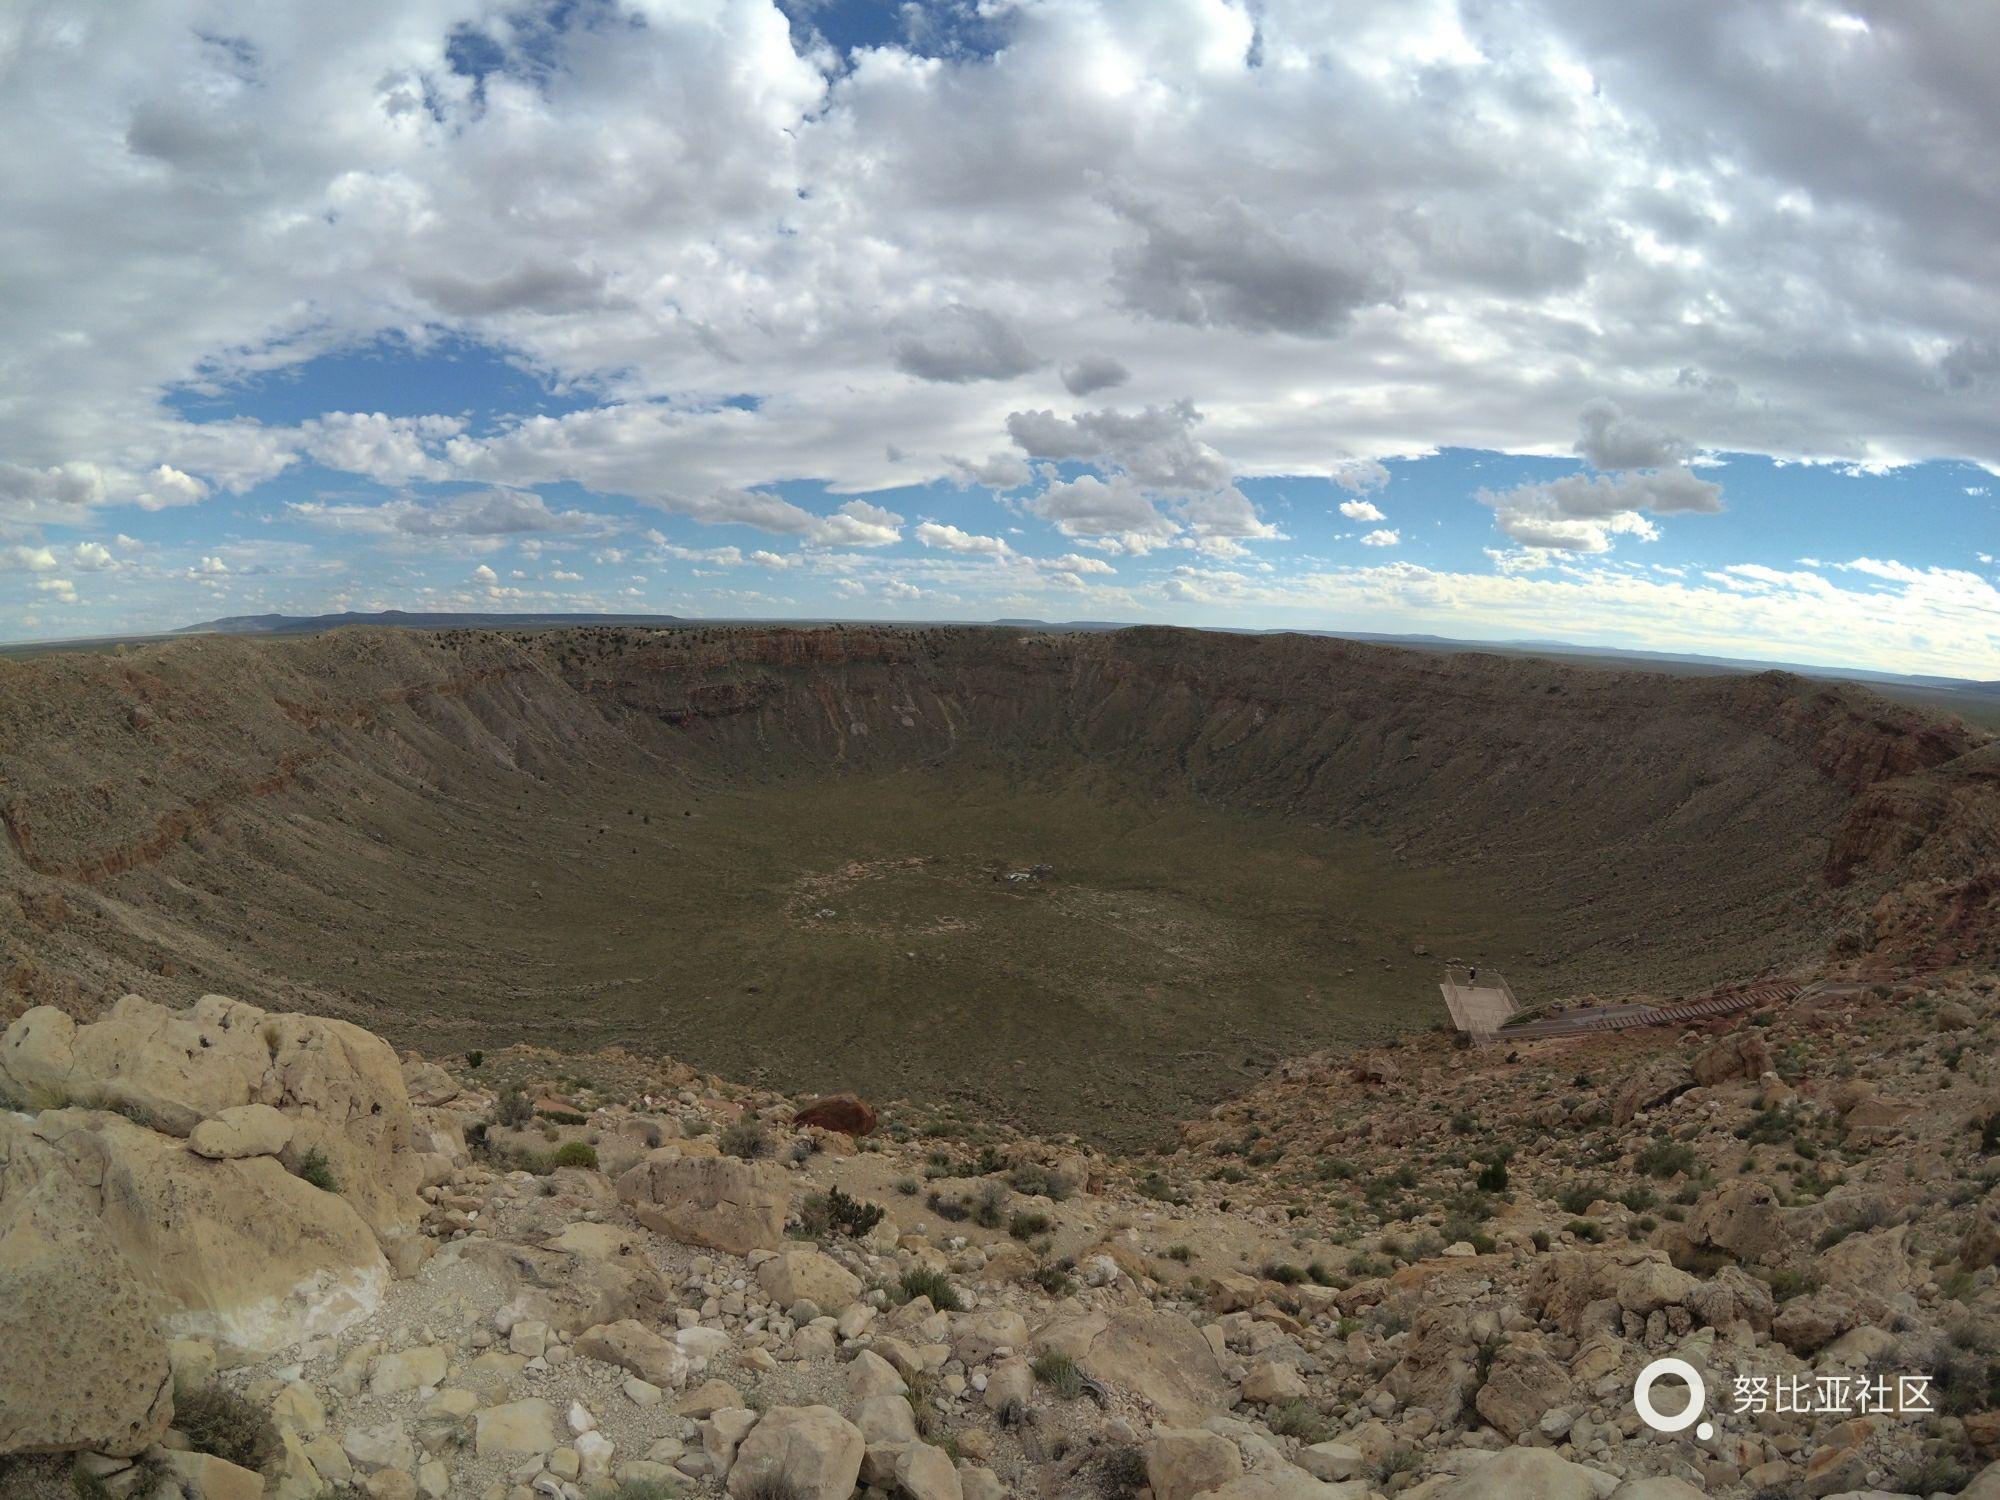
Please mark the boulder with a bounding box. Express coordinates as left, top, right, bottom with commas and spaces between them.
1240, 1361, 1308, 1405
1033, 1307, 1228, 1426
0, 996, 424, 1262
188, 1103, 293, 1161
1146, 1428, 1241, 1500
756, 1249, 862, 1311
725, 1405, 865, 1500
163, 1450, 265, 1500
894, 1441, 963, 1500
1474, 1335, 1569, 1439
1672, 1179, 1786, 1267
1421, 1448, 1613, 1500
794, 1094, 877, 1136
1385, 1304, 1475, 1424
951, 1307, 1029, 1366
577, 1319, 690, 1390
0, 1171, 173, 1457
399, 1056, 460, 1107
1691, 1031, 1774, 1087
3, 1107, 387, 1357
369, 1346, 446, 1396
1612, 1058, 1695, 1126
1614, 1260, 1699, 1315
1205, 1471, 1373, 1500
473, 1398, 556, 1459
616, 1149, 787, 1255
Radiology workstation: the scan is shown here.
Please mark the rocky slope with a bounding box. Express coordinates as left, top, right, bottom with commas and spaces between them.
1, 971, 1996, 1500
3, 626, 1993, 1031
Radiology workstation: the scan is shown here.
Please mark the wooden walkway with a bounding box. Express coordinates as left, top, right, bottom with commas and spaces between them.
1488, 978, 1806, 1043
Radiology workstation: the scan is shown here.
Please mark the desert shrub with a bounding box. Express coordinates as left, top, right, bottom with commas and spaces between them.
495, 1090, 533, 1128
1163, 1243, 1193, 1263
1637, 1141, 1697, 1178
550, 1141, 599, 1170
295, 1148, 339, 1193
1268, 1399, 1330, 1443
173, 1384, 278, 1470
1556, 1181, 1608, 1214
1566, 1218, 1604, 1243
1316, 1156, 1357, 1181
1092, 1445, 1148, 1500
800, 1185, 885, 1240
1009, 1209, 1052, 1240
924, 1189, 969, 1223
1134, 1171, 1186, 1205
1476, 1159, 1509, 1192
894, 1176, 919, 1196
539, 1108, 588, 1126
721, 1119, 772, 1160
1760, 1267, 1818, 1302
1007, 1162, 1074, 1201
971, 1180, 1009, 1229
1261, 1261, 1306, 1285
1893, 1456, 1970, 1496
1030, 1260, 1075, 1296
1033, 1349, 1085, 1398
465, 1050, 484, 1069
898, 1267, 963, 1311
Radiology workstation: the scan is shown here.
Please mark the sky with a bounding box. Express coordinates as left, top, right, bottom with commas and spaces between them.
1, 1, 1996, 676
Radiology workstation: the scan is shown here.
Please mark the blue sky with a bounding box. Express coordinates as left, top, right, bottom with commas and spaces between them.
3, 2, 1996, 673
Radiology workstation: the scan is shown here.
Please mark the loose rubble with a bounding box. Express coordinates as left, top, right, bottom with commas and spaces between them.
2, 969, 1997, 1499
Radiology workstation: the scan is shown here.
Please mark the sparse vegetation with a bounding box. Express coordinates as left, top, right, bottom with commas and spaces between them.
295, 1148, 339, 1193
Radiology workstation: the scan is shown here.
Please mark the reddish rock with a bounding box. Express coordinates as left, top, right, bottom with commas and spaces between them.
795, 1094, 877, 1137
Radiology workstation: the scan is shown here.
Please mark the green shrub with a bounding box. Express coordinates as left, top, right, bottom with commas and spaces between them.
898, 1267, 963, 1311
1261, 1262, 1306, 1285
550, 1141, 599, 1170
495, 1090, 533, 1128
800, 1184, 886, 1240
1092, 1444, 1148, 1500
1032, 1349, 1086, 1399
1268, 1399, 1330, 1443
1636, 1141, 1697, 1178
721, 1119, 771, 1159
1163, 1243, 1193, 1263
295, 1148, 339, 1193
1476, 1160, 1508, 1192
1007, 1163, 1074, 1201
173, 1384, 278, 1470
465, 1050, 484, 1069
1009, 1209, 1052, 1240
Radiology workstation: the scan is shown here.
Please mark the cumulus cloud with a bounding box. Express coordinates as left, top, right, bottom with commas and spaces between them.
1340, 499, 1386, 522
1060, 354, 1130, 397
291, 489, 607, 539
1574, 399, 1689, 471
914, 522, 1012, 557
1480, 402, 1726, 553
893, 306, 1041, 384
1359, 528, 1400, 547
1110, 197, 1400, 337
1029, 474, 1180, 553
945, 451, 1034, 490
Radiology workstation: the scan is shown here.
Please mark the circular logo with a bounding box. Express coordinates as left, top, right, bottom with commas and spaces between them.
1633, 1357, 1713, 1440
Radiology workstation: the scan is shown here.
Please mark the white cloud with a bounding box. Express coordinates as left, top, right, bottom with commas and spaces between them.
1339, 499, 1386, 522
1359, 528, 1400, 547
914, 522, 1011, 557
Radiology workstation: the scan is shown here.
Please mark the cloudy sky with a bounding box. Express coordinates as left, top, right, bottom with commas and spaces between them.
2, 0, 1996, 674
